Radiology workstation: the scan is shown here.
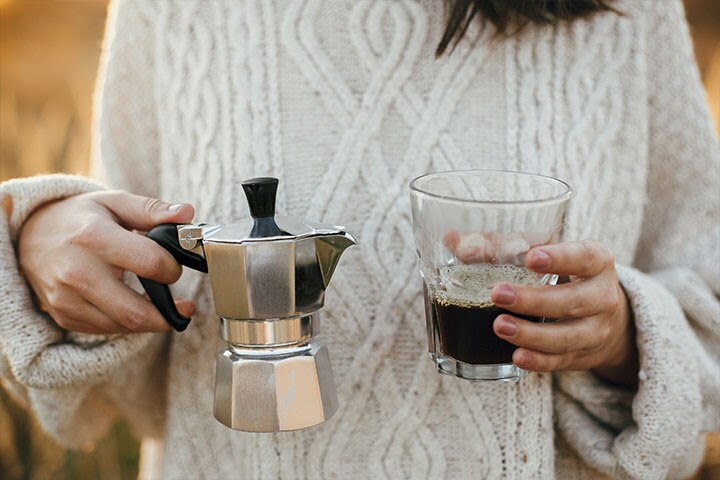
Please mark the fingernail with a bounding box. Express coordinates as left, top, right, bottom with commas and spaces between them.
530, 249, 551, 268
516, 351, 532, 367
496, 316, 517, 336
168, 203, 183, 213
178, 302, 196, 316
493, 285, 516, 305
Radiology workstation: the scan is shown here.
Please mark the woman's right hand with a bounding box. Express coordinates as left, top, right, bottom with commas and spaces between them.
18, 190, 197, 334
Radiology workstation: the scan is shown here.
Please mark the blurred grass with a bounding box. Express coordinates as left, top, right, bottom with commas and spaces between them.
0, 386, 139, 480
0, 0, 104, 181
0, 1, 140, 479
0, 1, 717, 479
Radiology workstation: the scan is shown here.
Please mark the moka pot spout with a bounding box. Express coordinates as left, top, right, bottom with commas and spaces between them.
315, 232, 357, 288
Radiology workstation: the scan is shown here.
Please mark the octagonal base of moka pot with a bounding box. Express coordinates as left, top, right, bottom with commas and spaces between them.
213, 341, 338, 432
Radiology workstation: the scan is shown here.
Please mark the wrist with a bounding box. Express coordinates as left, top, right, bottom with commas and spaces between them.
592, 282, 640, 388
592, 354, 638, 389
592, 284, 639, 388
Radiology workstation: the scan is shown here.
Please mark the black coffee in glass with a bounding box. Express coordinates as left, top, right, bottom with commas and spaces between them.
429, 297, 540, 365
425, 264, 543, 366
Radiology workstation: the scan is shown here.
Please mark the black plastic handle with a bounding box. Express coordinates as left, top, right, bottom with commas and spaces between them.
241, 177, 286, 237
138, 224, 208, 332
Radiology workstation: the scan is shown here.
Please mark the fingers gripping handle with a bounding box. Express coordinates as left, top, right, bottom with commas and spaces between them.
138, 224, 208, 332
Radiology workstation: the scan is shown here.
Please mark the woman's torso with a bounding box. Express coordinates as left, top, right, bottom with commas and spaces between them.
112, 1, 649, 477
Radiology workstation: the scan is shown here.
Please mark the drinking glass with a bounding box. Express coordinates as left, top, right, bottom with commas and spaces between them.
409, 170, 572, 382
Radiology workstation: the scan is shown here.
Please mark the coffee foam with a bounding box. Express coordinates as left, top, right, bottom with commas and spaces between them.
435, 263, 541, 307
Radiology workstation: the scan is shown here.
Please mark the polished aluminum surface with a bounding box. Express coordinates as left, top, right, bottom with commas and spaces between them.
201, 235, 354, 319
177, 221, 356, 320
213, 341, 338, 432
176, 207, 354, 433
190, 216, 350, 244
203, 239, 306, 319
220, 314, 316, 346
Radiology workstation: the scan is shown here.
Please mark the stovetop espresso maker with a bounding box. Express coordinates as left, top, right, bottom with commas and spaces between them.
138, 177, 356, 432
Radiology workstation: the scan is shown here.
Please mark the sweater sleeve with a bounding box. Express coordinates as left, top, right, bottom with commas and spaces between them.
553, 1, 720, 479
0, 0, 168, 446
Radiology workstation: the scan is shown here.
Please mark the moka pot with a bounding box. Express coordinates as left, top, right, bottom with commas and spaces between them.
138, 177, 356, 432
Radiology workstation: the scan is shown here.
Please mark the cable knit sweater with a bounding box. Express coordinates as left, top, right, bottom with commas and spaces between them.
1, 0, 719, 478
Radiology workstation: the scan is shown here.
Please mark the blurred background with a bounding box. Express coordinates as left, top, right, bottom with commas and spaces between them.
0, 0, 718, 479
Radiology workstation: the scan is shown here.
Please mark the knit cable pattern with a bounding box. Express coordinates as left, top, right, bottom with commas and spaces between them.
1, 1, 717, 478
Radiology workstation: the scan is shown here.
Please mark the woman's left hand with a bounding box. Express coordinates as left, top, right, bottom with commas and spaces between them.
489, 240, 639, 387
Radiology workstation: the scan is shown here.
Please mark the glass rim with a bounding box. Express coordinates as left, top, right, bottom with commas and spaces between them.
409, 169, 573, 206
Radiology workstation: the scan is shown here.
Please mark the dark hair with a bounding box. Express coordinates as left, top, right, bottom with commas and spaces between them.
437, 0, 617, 56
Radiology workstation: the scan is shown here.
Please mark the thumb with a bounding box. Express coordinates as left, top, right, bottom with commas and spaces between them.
96, 191, 195, 231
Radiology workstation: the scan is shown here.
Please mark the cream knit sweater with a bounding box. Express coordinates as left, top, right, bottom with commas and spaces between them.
1, 1, 719, 478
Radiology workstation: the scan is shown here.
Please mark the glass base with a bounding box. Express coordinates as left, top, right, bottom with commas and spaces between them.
431, 353, 528, 382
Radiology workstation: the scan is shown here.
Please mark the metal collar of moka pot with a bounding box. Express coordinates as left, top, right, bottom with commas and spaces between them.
137, 177, 356, 432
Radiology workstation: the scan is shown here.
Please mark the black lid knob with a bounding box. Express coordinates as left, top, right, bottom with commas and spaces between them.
242, 177, 278, 218
241, 177, 286, 238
